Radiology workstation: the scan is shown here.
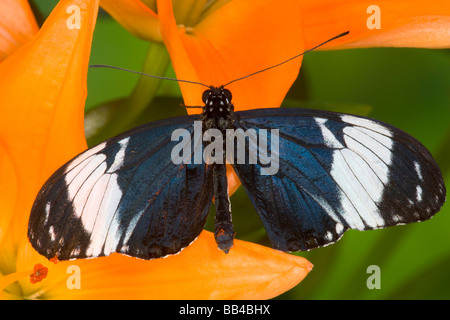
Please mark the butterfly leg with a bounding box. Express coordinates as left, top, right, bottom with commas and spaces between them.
213, 163, 234, 253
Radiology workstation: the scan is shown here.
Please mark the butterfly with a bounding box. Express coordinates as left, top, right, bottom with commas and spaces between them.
27, 32, 446, 261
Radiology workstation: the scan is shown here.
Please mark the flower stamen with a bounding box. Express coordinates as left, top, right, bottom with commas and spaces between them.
29, 264, 48, 284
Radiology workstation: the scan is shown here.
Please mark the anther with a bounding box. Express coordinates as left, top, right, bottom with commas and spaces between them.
29, 264, 48, 284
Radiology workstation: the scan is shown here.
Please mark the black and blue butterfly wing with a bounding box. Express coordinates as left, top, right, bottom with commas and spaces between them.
28, 115, 214, 260
231, 108, 446, 251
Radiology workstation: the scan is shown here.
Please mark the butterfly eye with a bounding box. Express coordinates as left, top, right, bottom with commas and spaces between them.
202, 90, 212, 104
222, 88, 232, 103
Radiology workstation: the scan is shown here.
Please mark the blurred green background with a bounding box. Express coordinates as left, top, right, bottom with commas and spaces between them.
32, 1, 450, 299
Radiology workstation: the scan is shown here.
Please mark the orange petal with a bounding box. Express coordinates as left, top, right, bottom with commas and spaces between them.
299, 0, 450, 49
0, 143, 17, 245
0, 0, 99, 245
157, 0, 202, 107
17, 231, 312, 299
158, 0, 305, 111
340, 16, 450, 49
0, 0, 39, 62
100, 0, 161, 42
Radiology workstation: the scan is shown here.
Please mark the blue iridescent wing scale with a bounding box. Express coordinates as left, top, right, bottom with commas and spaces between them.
231, 108, 446, 251
28, 115, 214, 260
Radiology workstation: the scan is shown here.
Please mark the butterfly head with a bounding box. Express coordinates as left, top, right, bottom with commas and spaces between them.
201, 86, 235, 131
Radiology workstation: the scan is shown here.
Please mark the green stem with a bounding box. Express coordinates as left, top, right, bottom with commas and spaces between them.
122, 43, 171, 125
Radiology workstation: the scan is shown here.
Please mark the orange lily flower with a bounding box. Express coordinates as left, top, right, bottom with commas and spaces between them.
0, 0, 312, 299
0, 0, 38, 62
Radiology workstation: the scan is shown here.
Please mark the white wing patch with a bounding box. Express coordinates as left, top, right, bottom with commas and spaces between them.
414, 161, 423, 181
416, 185, 423, 202
315, 118, 344, 148
107, 137, 130, 173
325, 115, 394, 229
64, 142, 107, 173
63, 137, 131, 258
341, 115, 392, 137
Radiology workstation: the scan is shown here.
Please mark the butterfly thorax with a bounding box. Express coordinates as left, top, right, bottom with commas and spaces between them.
201, 86, 235, 132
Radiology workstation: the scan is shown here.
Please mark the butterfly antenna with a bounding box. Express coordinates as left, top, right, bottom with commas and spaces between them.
223, 31, 350, 87
89, 64, 211, 89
